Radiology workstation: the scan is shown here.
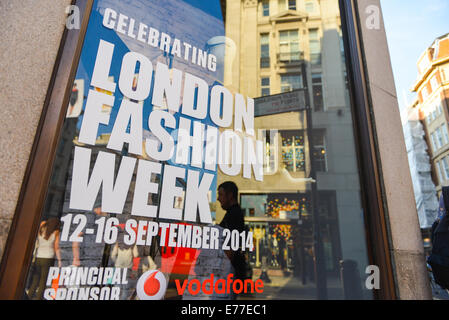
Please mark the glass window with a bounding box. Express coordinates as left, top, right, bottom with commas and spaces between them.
281, 130, 305, 172
262, 0, 270, 16
442, 124, 449, 145
22, 0, 374, 301
437, 161, 445, 183
312, 73, 323, 111
436, 127, 444, 148
443, 157, 449, 179
262, 129, 278, 174
261, 77, 270, 96
309, 28, 321, 66
260, 33, 270, 68
431, 132, 439, 151
281, 74, 303, 92
288, 0, 296, 10
279, 30, 300, 62
312, 130, 327, 172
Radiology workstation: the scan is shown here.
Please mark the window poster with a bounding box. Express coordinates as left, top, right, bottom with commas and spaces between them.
24, 0, 263, 301
24, 0, 373, 302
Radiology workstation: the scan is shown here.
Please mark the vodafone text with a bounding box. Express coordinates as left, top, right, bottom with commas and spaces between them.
175, 273, 264, 296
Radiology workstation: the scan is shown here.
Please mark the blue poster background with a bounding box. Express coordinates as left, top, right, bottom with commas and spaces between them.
73, 0, 226, 219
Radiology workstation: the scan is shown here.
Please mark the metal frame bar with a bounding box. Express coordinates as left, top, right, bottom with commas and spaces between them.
339, 0, 397, 299
0, 0, 94, 299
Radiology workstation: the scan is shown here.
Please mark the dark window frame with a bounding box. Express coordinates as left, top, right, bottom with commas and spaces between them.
338, 0, 397, 299
0, 0, 397, 300
0, 0, 94, 299
260, 33, 270, 68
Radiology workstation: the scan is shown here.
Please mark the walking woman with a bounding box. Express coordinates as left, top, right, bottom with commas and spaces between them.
27, 217, 62, 300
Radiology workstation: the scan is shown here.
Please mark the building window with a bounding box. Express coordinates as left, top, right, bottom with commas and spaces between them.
279, 30, 300, 62
281, 74, 303, 92
437, 161, 445, 183
312, 130, 327, 172
288, 0, 296, 10
431, 132, 438, 151
6, 0, 386, 302
281, 130, 305, 172
262, 0, 270, 16
443, 157, 449, 179
262, 129, 278, 174
309, 28, 321, 66
442, 124, 449, 145
427, 105, 438, 123
260, 33, 270, 68
312, 73, 323, 111
436, 127, 444, 148
261, 77, 270, 96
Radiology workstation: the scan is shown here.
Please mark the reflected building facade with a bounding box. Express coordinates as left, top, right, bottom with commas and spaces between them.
412, 33, 449, 198
215, 0, 370, 299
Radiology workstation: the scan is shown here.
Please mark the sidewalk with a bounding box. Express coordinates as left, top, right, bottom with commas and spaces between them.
239, 274, 345, 300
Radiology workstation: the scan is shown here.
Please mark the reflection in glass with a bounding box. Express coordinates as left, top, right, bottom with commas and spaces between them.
23, 0, 372, 301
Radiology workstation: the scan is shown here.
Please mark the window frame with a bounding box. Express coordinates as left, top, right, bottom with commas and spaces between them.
309, 28, 322, 66
441, 124, 449, 145
437, 160, 445, 183
288, 0, 297, 10
260, 33, 270, 68
312, 130, 328, 172
0, 0, 94, 299
262, 0, 270, 16
0, 0, 398, 300
281, 73, 303, 92
338, 0, 397, 299
280, 130, 306, 172
443, 157, 449, 180
279, 29, 301, 62
312, 72, 324, 111
261, 76, 271, 96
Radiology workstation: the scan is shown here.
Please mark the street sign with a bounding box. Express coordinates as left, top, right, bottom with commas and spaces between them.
254, 89, 307, 117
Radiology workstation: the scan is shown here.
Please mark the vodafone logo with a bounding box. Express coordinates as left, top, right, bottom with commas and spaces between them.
136, 270, 167, 300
